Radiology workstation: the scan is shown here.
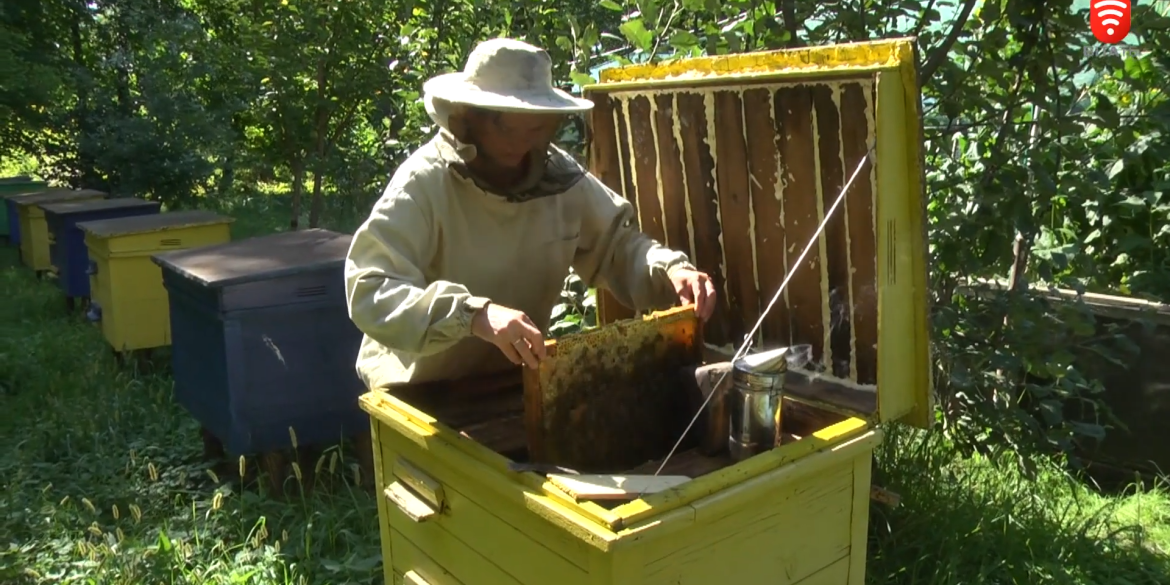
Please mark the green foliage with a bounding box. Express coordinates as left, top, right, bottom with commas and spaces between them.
920, 2, 1170, 466
869, 426, 1170, 584
0, 246, 379, 585
549, 270, 598, 338
2, 0, 1170, 480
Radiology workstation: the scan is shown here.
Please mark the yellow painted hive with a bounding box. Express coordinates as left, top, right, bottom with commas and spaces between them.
359, 38, 931, 585
79, 210, 234, 352
16, 189, 108, 272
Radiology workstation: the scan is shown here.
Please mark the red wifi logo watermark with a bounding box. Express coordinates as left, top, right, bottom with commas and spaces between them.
1091, 0, 1131, 44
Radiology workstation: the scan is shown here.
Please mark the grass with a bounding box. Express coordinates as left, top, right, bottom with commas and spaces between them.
869, 426, 1170, 584
0, 196, 1168, 584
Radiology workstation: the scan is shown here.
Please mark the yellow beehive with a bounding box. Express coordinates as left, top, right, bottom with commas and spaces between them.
16, 189, 107, 272
360, 37, 930, 585
79, 210, 234, 352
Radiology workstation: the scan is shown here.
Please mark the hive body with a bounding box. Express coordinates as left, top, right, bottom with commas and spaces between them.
366, 390, 876, 585
80, 211, 233, 351
154, 228, 366, 455
361, 38, 930, 585
0, 179, 48, 244
42, 198, 161, 299
17, 190, 107, 271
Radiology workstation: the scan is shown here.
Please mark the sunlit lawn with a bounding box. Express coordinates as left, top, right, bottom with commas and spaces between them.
0, 195, 1167, 584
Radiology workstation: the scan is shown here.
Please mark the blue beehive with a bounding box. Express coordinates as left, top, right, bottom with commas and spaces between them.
152, 228, 364, 456
42, 198, 161, 302
4, 197, 22, 247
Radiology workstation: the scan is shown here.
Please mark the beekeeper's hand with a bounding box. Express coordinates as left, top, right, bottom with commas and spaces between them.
471, 302, 547, 369
670, 268, 717, 322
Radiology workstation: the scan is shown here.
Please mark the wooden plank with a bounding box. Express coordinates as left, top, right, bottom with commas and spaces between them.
390, 528, 526, 585
713, 89, 757, 346
812, 84, 854, 379
372, 418, 605, 567
371, 421, 398, 585
589, 92, 638, 325
792, 556, 851, 585
614, 94, 639, 219
388, 369, 524, 429
587, 93, 623, 194
847, 454, 873, 584
624, 449, 731, 478
676, 92, 731, 346
743, 87, 791, 347
839, 82, 879, 384
627, 94, 667, 243
639, 463, 855, 585
654, 93, 691, 253
774, 86, 826, 365
547, 474, 692, 501
609, 419, 871, 527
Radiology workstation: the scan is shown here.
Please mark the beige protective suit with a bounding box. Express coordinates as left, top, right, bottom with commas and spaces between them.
344, 97, 695, 388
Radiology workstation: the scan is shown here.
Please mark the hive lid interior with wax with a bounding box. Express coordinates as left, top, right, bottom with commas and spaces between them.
39, 198, 159, 216
79, 210, 230, 238
581, 37, 932, 427
153, 228, 351, 288
15, 189, 108, 206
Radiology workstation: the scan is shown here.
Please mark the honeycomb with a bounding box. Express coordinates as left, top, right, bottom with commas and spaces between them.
523, 306, 702, 472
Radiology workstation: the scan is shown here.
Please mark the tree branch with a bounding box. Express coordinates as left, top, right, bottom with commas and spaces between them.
918, 0, 979, 87
780, 0, 802, 47
648, 1, 681, 65
911, 0, 939, 38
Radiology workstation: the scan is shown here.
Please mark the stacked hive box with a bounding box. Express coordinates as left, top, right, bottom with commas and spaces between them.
79, 210, 234, 353
153, 229, 365, 487
0, 177, 48, 245
359, 38, 930, 585
42, 198, 161, 309
16, 189, 107, 272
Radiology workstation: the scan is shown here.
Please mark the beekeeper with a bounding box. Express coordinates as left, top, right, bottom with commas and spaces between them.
344, 37, 715, 389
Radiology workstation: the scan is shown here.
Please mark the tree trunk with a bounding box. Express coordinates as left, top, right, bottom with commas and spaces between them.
290, 158, 305, 230
309, 172, 324, 228
70, 3, 98, 189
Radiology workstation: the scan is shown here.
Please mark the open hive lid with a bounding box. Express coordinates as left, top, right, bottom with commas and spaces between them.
39, 197, 159, 216
13, 189, 107, 207
78, 210, 232, 239
582, 38, 932, 428
152, 228, 352, 288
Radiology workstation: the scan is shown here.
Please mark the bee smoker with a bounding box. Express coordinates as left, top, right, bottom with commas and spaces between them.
727, 345, 811, 462
727, 362, 786, 461
680, 345, 809, 460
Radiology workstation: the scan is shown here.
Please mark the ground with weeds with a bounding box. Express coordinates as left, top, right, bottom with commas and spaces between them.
1, 199, 1168, 584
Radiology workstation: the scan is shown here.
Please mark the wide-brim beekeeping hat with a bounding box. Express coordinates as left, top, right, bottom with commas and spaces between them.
423, 38, 594, 113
